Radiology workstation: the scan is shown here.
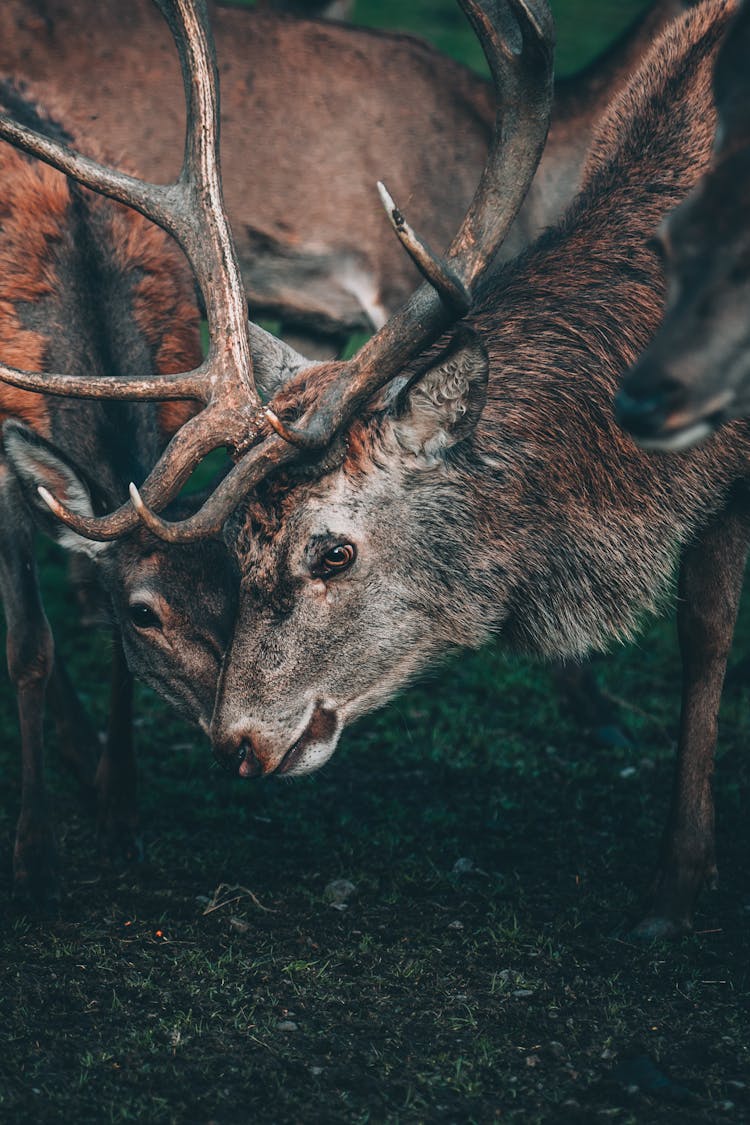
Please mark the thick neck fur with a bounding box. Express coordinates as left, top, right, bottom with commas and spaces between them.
432, 0, 748, 659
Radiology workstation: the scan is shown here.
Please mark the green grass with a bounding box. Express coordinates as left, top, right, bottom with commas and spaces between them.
2, 2, 749, 1123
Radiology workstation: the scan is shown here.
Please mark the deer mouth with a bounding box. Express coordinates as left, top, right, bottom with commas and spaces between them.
639, 398, 733, 452
275, 705, 339, 776
617, 385, 734, 452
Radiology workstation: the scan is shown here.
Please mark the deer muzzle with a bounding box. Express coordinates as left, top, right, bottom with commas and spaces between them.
615, 360, 734, 451
211, 705, 340, 778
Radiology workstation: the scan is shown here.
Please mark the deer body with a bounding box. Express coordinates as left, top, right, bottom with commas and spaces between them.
207, 0, 745, 935
0, 0, 690, 346
0, 83, 234, 905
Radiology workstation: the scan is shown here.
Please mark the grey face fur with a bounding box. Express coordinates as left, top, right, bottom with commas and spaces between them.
211, 332, 491, 777
4, 422, 237, 731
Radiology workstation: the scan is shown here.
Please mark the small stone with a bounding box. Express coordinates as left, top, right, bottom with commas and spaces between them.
619, 766, 637, 779
513, 989, 534, 998
452, 857, 475, 875
448, 920, 464, 930
310, 1066, 323, 1076
277, 1020, 298, 1033
229, 916, 251, 933
324, 879, 357, 904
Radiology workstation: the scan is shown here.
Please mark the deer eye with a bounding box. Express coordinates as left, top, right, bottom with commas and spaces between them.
128, 601, 162, 630
318, 543, 356, 578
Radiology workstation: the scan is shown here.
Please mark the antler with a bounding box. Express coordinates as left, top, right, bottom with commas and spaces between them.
0, 0, 267, 538
0, 0, 554, 542
131, 0, 556, 541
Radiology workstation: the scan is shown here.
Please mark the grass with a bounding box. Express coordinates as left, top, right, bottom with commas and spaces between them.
1, 2, 749, 1123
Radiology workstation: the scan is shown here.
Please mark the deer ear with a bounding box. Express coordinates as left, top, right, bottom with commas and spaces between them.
389, 328, 489, 460
3, 422, 108, 558
248, 322, 316, 402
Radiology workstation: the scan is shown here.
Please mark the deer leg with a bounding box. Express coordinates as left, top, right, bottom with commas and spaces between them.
633, 501, 750, 939
95, 633, 140, 863
0, 500, 59, 909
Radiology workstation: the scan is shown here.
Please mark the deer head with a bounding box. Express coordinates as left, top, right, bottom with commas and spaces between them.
615, 0, 750, 449
3, 421, 237, 729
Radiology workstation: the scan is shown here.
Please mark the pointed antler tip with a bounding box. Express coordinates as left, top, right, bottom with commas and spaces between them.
377, 181, 399, 221
128, 482, 145, 510
37, 485, 57, 511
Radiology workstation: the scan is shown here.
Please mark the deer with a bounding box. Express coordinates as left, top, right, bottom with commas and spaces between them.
0, 0, 693, 357
0, 78, 237, 909
0, 0, 744, 940
616, 0, 750, 451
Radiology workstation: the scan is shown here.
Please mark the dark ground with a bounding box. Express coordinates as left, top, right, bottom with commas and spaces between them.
1, 2, 749, 1123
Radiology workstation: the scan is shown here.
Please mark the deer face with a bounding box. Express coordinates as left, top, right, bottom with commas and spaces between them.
4, 423, 237, 731
101, 532, 237, 730
210, 332, 491, 777
616, 2, 750, 449
616, 150, 750, 449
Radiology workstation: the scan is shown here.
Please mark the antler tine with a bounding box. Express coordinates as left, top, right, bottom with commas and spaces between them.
153, 0, 258, 404
35, 405, 240, 541
0, 359, 208, 403
129, 431, 299, 541
0, 0, 264, 536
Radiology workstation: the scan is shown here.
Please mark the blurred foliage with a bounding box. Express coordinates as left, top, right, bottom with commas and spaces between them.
350, 0, 652, 75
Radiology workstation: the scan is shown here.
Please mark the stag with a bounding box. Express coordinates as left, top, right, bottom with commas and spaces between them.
0, 0, 692, 353
616, 0, 750, 449
0, 80, 236, 907
0, 0, 744, 939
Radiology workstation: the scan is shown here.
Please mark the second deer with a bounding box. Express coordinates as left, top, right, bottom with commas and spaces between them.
617, 0, 750, 450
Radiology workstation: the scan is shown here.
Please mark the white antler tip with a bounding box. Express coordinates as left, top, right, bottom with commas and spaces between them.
128, 482, 143, 509
377, 180, 396, 215
37, 485, 56, 511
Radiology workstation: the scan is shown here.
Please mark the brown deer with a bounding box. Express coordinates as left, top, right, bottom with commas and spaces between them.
1, 0, 743, 940
0, 0, 692, 354
0, 79, 236, 908
616, 0, 750, 450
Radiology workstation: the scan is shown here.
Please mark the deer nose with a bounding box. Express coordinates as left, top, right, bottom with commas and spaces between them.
614, 368, 687, 439
212, 733, 264, 778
